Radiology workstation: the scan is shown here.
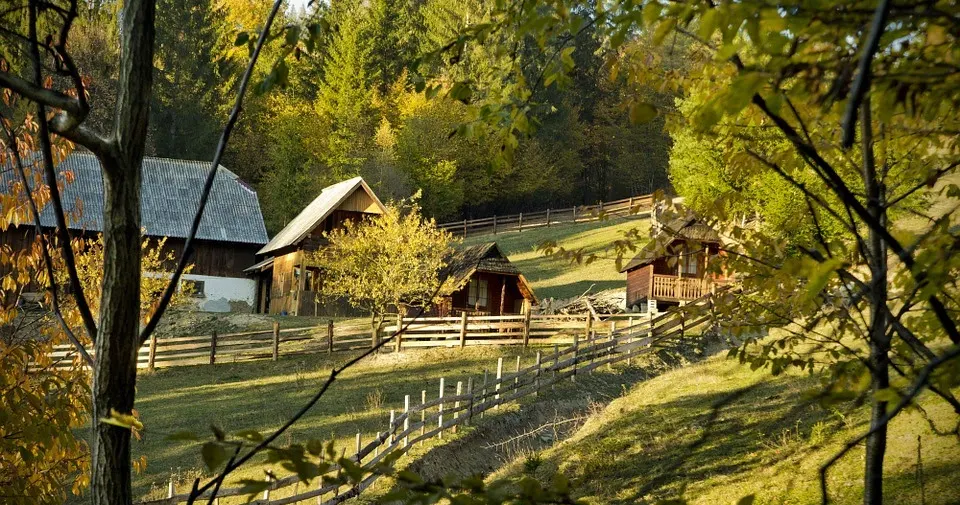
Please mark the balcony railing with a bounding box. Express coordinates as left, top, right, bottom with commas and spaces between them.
651, 274, 729, 301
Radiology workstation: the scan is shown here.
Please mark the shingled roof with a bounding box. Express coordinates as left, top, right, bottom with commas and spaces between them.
258, 176, 386, 256
619, 217, 721, 273
2, 152, 268, 245
441, 242, 537, 302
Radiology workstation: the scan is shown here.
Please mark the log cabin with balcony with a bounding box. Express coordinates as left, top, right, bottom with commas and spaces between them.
434, 242, 537, 316
620, 216, 729, 311
246, 176, 386, 315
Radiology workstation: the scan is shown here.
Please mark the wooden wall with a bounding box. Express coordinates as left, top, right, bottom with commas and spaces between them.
158, 238, 260, 278
626, 264, 653, 307
449, 271, 527, 315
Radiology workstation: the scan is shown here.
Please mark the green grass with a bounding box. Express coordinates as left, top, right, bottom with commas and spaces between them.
463, 215, 649, 300
129, 345, 545, 502
491, 352, 960, 504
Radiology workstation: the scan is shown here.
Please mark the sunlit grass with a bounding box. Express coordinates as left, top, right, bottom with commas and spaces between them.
463, 215, 649, 300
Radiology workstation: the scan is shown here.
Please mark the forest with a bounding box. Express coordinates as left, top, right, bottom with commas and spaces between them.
67, 0, 675, 232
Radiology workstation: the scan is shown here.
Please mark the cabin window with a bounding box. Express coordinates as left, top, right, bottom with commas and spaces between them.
467, 278, 488, 309
183, 280, 205, 297
681, 246, 700, 275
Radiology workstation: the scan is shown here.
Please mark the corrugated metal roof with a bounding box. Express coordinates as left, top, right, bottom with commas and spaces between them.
257, 176, 386, 256
2, 152, 268, 245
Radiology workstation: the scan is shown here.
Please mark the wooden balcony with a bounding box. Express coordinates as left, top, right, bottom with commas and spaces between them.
651, 274, 729, 301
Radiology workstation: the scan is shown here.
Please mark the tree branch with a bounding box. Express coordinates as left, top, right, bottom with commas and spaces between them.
138, 0, 284, 344
818, 344, 960, 504
28, 0, 99, 341
841, 0, 891, 148
1, 122, 93, 367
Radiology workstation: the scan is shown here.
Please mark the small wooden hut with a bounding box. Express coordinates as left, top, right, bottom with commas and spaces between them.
620, 216, 728, 310
247, 176, 386, 315
436, 242, 537, 316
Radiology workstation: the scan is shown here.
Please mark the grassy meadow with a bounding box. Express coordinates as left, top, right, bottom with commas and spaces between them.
490, 352, 960, 505
463, 215, 649, 300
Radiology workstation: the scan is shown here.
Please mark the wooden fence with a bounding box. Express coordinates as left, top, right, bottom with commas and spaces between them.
140, 295, 717, 505
437, 194, 654, 238
45, 313, 648, 370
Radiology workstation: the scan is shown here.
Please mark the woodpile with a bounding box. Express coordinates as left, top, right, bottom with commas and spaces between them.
535, 287, 626, 315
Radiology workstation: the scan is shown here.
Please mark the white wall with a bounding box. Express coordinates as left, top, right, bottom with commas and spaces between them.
181, 273, 257, 312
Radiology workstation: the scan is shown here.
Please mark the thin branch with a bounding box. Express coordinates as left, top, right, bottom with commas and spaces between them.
841, 0, 891, 148
1, 123, 93, 367
818, 344, 960, 504
28, 0, 98, 341
186, 305, 432, 504
139, 0, 284, 344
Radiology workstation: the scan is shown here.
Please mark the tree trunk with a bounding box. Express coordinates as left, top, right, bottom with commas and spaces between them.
91, 152, 143, 505
89, 1, 155, 504
860, 97, 889, 505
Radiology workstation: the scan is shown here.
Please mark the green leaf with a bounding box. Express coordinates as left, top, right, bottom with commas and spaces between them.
285, 26, 300, 46
306, 438, 324, 456
234, 32, 249, 46
201, 442, 228, 471
698, 8, 720, 40
642, 2, 663, 27
737, 495, 756, 505
629, 102, 659, 124
653, 18, 677, 45
237, 479, 270, 497
803, 258, 844, 302
449, 82, 473, 104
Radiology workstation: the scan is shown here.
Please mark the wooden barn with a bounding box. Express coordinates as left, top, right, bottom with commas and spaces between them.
0, 152, 269, 311
435, 242, 537, 316
620, 216, 729, 311
247, 176, 386, 316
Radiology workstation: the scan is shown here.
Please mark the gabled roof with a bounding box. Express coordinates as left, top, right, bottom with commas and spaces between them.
441, 242, 537, 302
257, 176, 386, 256
620, 217, 721, 273
2, 152, 268, 245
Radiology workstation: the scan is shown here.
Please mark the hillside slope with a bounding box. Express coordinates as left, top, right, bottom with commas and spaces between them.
463, 215, 649, 300
491, 354, 960, 504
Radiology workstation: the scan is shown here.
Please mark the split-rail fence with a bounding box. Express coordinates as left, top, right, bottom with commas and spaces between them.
437, 194, 654, 238
140, 294, 717, 505
45, 312, 655, 370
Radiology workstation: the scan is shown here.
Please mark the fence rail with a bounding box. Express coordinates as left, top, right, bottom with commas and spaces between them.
44, 313, 650, 370
437, 194, 654, 238
139, 294, 719, 505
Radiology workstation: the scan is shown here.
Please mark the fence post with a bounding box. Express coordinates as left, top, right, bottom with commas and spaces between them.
403, 395, 410, 447
466, 377, 474, 425
495, 358, 503, 407
535, 350, 542, 397
481, 370, 488, 418
552, 344, 559, 389
389, 410, 396, 444
522, 306, 531, 348
514, 355, 521, 387
272, 321, 280, 361
394, 313, 403, 353
629, 195, 635, 209
572, 333, 579, 383
454, 381, 462, 433
459, 311, 468, 348
209, 330, 217, 365
680, 316, 685, 339
572, 205, 577, 223
420, 390, 427, 444
493, 215, 497, 235
167, 478, 174, 499
148, 333, 158, 371
327, 319, 334, 354
438, 378, 445, 439
599, 200, 604, 213
585, 313, 593, 341
463, 218, 467, 237
356, 431, 361, 462
518, 212, 523, 232
546, 208, 551, 227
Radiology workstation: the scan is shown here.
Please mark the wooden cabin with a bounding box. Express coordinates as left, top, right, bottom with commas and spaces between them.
1, 153, 269, 311
620, 217, 728, 311
435, 242, 537, 316
247, 177, 386, 316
